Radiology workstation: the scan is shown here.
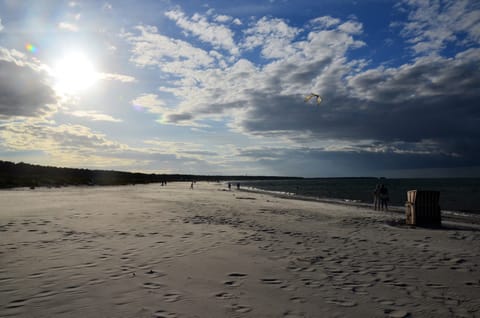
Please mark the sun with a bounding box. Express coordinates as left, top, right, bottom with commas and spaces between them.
53, 53, 98, 93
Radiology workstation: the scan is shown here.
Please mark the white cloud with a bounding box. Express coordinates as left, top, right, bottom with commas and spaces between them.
71, 110, 122, 122
98, 72, 137, 83
398, 0, 480, 55
123, 15, 367, 130
242, 17, 301, 59
123, 25, 214, 73
165, 8, 239, 55
0, 121, 137, 167
58, 22, 79, 32
214, 14, 232, 23
131, 94, 168, 115
310, 16, 341, 28
338, 20, 363, 34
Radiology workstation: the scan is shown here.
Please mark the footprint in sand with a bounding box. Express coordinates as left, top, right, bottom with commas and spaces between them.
280, 284, 297, 292
223, 280, 242, 287
384, 309, 411, 318
152, 309, 177, 318
290, 296, 306, 303
228, 272, 248, 278
325, 299, 357, 307
260, 278, 283, 285
283, 310, 306, 318
464, 280, 480, 287
214, 291, 235, 300
301, 278, 323, 288
143, 282, 164, 289
146, 269, 167, 278
164, 292, 182, 303
228, 303, 252, 313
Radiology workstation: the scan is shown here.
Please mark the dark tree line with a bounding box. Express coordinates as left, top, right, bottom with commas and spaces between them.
0, 160, 301, 189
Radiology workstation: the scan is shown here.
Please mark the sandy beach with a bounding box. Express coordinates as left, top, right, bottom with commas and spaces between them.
1, 182, 479, 318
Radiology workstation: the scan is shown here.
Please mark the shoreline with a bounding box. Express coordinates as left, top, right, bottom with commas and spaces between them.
239, 185, 480, 226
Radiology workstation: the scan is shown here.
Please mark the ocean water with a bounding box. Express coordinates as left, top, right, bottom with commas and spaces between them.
240, 178, 480, 214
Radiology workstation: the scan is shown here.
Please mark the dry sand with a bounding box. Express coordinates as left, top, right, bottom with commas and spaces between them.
1, 182, 479, 318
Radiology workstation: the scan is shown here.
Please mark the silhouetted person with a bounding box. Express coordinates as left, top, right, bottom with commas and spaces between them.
228, 183, 231, 190
237, 183, 240, 190
373, 183, 381, 210
190, 181, 194, 189
379, 184, 389, 211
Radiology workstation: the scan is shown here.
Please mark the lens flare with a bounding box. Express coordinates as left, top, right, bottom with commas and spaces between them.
133, 104, 144, 112
25, 43, 37, 53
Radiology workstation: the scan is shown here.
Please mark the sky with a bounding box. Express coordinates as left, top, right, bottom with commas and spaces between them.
0, 0, 479, 177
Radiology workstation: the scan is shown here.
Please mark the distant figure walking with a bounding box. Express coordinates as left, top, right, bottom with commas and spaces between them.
190, 181, 194, 190
228, 182, 231, 190
237, 183, 240, 190
373, 183, 381, 210
379, 184, 389, 211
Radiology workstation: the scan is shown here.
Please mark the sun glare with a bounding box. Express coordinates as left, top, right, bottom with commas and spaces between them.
53, 53, 98, 93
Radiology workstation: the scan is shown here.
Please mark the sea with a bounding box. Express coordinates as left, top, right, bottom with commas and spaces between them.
239, 178, 480, 215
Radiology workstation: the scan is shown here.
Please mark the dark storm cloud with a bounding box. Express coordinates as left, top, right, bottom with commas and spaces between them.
235, 49, 480, 171
238, 146, 480, 177
0, 59, 56, 118
164, 112, 193, 123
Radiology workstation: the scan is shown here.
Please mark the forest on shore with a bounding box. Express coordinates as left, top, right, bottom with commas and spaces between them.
0, 160, 300, 189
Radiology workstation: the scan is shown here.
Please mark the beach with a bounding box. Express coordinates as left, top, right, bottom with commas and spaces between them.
1, 182, 479, 318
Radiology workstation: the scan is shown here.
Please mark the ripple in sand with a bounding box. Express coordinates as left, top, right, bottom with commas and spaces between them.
326, 299, 357, 307
32, 289, 58, 299
87, 278, 105, 285
0, 276, 15, 283
6, 298, 29, 309
64, 285, 82, 292
109, 273, 123, 280
425, 282, 446, 289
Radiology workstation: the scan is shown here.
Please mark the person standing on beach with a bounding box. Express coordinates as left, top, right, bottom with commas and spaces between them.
379, 184, 389, 211
373, 184, 381, 210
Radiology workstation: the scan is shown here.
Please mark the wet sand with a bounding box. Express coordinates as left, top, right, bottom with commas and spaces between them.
1, 182, 479, 317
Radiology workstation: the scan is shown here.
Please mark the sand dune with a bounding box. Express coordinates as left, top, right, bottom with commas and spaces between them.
1, 183, 479, 317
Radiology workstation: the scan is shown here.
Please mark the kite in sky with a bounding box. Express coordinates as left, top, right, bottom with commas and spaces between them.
304, 93, 322, 105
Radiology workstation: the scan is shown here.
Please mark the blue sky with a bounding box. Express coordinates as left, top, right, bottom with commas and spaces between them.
0, 0, 479, 177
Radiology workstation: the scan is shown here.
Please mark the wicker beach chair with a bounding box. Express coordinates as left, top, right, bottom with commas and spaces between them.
405, 190, 441, 226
